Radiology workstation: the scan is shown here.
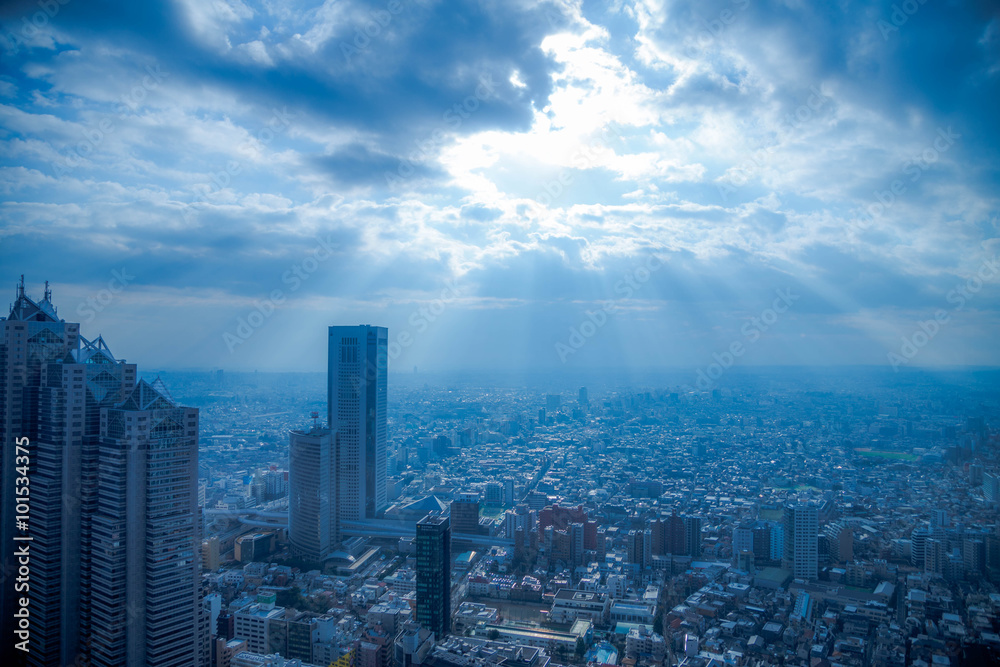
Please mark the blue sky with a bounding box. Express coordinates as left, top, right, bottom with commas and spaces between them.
1, 0, 998, 375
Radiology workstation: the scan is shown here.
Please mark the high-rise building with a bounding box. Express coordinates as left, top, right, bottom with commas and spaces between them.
685, 515, 703, 558
783, 502, 819, 580
450, 492, 481, 535
911, 526, 929, 568
733, 525, 754, 557
627, 529, 652, 570
31, 335, 136, 667
569, 522, 585, 566
484, 482, 503, 507
1, 280, 78, 659
752, 523, 771, 564
415, 513, 451, 639
289, 425, 336, 560
89, 377, 204, 666
328, 325, 388, 521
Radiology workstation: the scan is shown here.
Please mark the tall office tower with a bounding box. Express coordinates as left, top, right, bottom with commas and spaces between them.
415, 513, 451, 639
504, 477, 516, 507
769, 523, 785, 561
627, 529, 652, 570
596, 527, 608, 562
684, 515, 703, 558
733, 525, 754, 558
450, 492, 481, 535
664, 513, 686, 555
578, 387, 588, 405
328, 325, 388, 522
89, 378, 204, 666
984, 472, 1000, 503
752, 524, 771, 564
783, 502, 819, 580
911, 526, 929, 567
569, 522, 585, 566
964, 538, 986, 575
1, 280, 78, 654
32, 335, 136, 667
289, 425, 336, 560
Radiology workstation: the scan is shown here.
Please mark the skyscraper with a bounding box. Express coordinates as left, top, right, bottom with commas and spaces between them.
783, 501, 819, 580
685, 515, 703, 558
289, 424, 336, 560
88, 378, 204, 666
1, 280, 78, 658
450, 492, 481, 535
32, 335, 136, 667
328, 325, 388, 522
415, 512, 451, 639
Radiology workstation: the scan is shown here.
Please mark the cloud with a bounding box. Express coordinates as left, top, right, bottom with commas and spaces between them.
0, 0, 997, 370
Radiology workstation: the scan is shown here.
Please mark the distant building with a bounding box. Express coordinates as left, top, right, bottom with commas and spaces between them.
784, 502, 819, 580
236, 532, 277, 563
451, 492, 482, 535
550, 589, 610, 625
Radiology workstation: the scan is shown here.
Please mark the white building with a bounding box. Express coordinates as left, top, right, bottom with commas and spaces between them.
626, 625, 666, 662
550, 589, 610, 625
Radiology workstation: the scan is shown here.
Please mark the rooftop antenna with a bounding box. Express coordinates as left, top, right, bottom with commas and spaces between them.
17, 274, 25, 299
44, 280, 51, 302
311, 411, 319, 430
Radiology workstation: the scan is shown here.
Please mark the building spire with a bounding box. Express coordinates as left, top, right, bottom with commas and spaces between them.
44, 280, 51, 302
17, 274, 25, 299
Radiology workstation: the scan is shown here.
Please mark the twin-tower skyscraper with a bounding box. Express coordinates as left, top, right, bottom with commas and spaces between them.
289, 325, 388, 561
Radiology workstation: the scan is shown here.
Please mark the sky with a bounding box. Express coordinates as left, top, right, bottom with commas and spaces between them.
1, 0, 998, 377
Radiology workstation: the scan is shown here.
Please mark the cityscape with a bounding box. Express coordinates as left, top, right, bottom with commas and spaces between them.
2, 282, 999, 666
2, 0, 999, 666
